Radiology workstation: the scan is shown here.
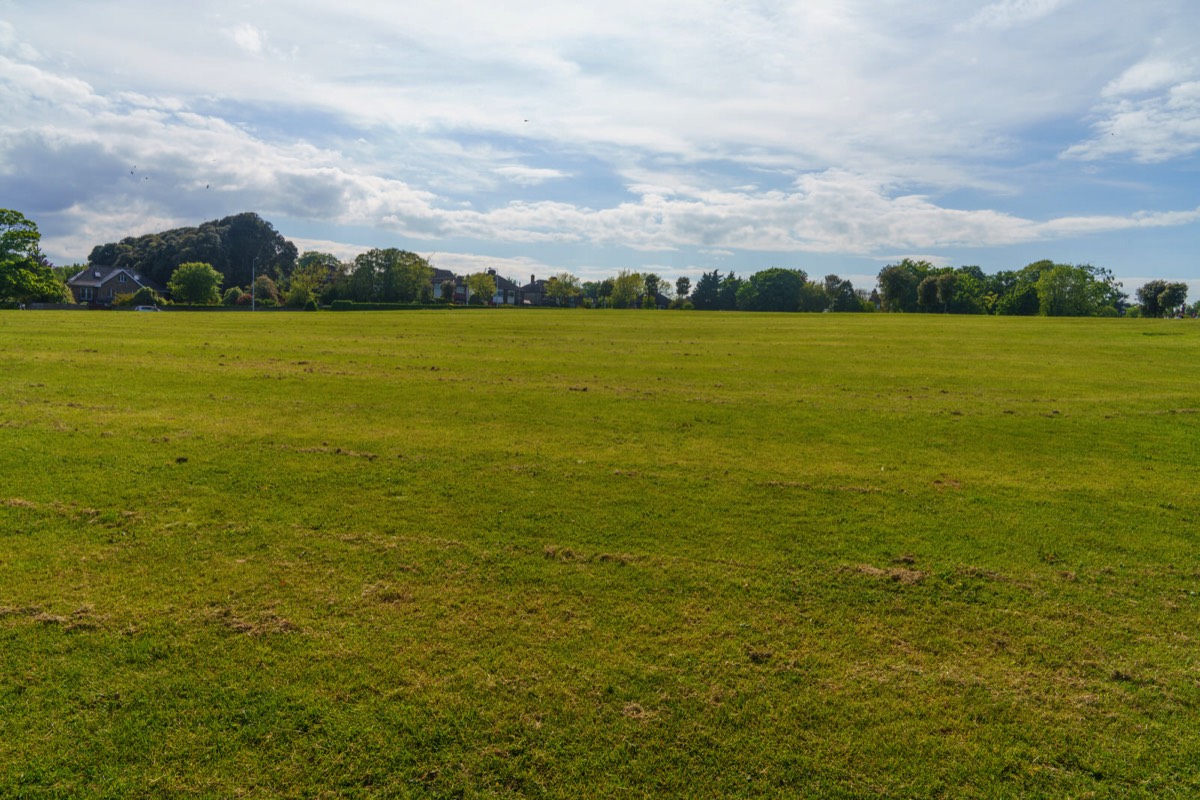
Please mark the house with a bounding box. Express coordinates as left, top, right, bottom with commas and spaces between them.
518, 275, 549, 306
489, 270, 520, 306
67, 266, 166, 306
432, 268, 522, 305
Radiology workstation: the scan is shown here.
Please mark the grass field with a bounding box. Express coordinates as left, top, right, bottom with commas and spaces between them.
1, 309, 1199, 798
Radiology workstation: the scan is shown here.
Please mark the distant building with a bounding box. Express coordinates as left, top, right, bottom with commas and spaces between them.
66, 266, 166, 306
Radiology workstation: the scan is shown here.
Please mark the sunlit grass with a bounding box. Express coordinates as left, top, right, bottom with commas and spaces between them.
1, 309, 1198, 797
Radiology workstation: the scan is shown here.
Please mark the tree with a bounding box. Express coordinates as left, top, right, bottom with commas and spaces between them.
466, 272, 497, 305
717, 272, 743, 310
916, 275, 940, 312
736, 268, 806, 312
346, 249, 434, 303
168, 262, 223, 305
876, 259, 931, 312
288, 251, 341, 299
610, 270, 642, 309
1036, 264, 1093, 316
88, 212, 297, 288
544, 272, 582, 306
1160, 282, 1189, 315
597, 278, 615, 306
643, 273, 661, 299
691, 270, 721, 310
253, 275, 281, 306
0, 210, 71, 304
824, 274, 860, 312
1138, 279, 1188, 317
675, 276, 691, 300
284, 284, 315, 308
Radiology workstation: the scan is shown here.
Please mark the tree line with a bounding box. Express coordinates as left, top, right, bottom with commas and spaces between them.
0, 208, 1193, 318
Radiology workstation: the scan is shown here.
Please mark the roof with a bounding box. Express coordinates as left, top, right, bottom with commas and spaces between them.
431, 268, 457, 284
69, 266, 166, 293
492, 274, 520, 292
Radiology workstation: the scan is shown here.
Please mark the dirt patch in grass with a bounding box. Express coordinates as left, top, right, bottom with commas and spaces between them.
544, 545, 579, 561
278, 444, 379, 460
3, 497, 38, 509
205, 605, 300, 636
361, 582, 412, 605
2, 605, 104, 632
847, 564, 928, 585
543, 546, 638, 566
761, 481, 883, 494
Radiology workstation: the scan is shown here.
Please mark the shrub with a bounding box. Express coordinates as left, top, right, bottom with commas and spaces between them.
222, 287, 242, 306
128, 286, 165, 307
285, 285, 314, 308
304, 299, 319, 312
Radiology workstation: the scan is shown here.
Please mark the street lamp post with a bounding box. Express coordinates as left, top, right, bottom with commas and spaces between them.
251, 256, 258, 311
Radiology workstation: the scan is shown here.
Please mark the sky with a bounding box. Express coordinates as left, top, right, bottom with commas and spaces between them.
1, 0, 1198, 296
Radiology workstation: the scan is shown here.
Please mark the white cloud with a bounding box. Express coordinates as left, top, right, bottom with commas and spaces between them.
493, 165, 570, 186
1064, 55, 1200, 163
1102, 58, 1190, 98
228, 23, 264, 55
964, 0, 1072, 31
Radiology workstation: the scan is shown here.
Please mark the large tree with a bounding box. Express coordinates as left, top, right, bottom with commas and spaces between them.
0, 209, 71, 304
876, 259, 931, 312
346, 249, 433, 303
88, 212, 298, 288
824, 274, 861, 312
1137, 279, 1188, 317
690, 270, 722, 310
610, 270, 642, 309
736, 268, 806, 312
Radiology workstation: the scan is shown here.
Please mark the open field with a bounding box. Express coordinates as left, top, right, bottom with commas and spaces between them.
1, 309, 1199, 798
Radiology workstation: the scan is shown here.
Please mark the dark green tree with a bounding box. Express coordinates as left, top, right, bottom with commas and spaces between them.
824, 274, 860, 312
717, 272, 742, 310
876, 259, 931, 312
691, 270, 722, 310
87, 212, 297, 288
737, 268, 806, 312
346, 249, 434, 303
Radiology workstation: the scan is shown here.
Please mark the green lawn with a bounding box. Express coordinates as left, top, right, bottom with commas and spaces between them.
1, 309, 1198, 798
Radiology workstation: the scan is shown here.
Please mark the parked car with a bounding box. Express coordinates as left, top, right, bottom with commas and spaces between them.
134, 305, 160, 312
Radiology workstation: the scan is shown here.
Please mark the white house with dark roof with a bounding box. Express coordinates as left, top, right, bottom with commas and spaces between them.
67, 266, 166, 306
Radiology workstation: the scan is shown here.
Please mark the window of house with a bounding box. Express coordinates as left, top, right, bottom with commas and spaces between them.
81, 288, 94, 300
119, 273, 127, 283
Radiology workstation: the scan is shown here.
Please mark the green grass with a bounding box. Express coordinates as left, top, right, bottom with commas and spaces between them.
1, 309, 1199, 798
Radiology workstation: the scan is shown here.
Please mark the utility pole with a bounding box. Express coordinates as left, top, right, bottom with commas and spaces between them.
251, 256, 258, 311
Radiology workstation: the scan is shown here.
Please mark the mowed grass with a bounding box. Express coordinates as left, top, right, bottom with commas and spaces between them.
1, 309, 1198, 798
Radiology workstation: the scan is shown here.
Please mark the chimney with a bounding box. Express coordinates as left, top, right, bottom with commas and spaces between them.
531, 274, 536, 285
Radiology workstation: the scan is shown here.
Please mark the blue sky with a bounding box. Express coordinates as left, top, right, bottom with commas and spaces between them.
1, 0, 1197, 296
